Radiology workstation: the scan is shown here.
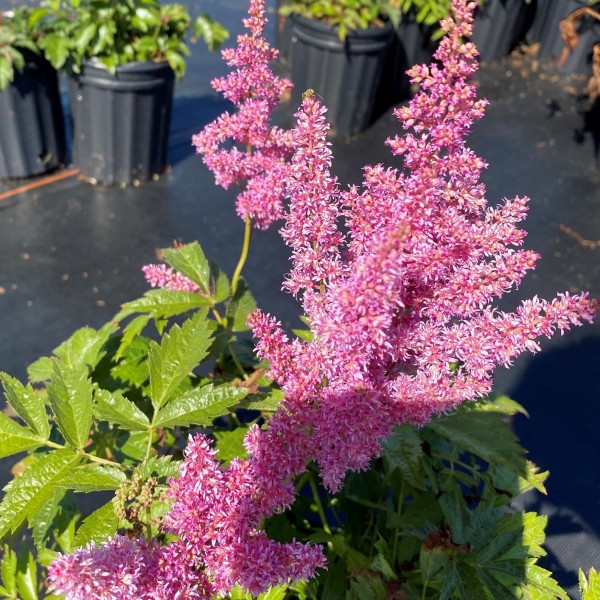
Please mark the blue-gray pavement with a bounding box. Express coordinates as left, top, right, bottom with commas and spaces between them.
1, 0, 600, 596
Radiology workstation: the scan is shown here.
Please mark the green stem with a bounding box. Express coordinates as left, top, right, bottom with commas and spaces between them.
45, 440, 130, 470
145, 505, 152, 539
231, 214, 252, 296
308, 472, 332, 536
228, 341, 248, 380
392, 479, 405, 565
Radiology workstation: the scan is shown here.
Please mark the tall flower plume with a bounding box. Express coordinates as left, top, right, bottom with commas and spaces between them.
48, 1, 597, 598
192, 0, 293, 230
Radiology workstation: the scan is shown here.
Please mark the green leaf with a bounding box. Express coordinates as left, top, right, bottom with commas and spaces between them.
210, 261, 230, 304
148, 310, 213, 411
59, 465, 127, 492
93, 388, 150, 431
110, 336, 151, 388
161, 242, 211, 295
115, 431, 148, 461
192, 13, 229, 52
0, 59, 14, 92
75, 23, 97, 55
47, 361, 93, 449
31, 488, 66, 551
381, 424, 426, 491
53, 324, 116, 372
1, 373, 50, 439
73, 501, 119, 548
258, 585, 289, 600
0, 450, 81, 539
136, 455, 180, 481
579, 567, 600, 600
526, 563, 569, 600
16, 544, 37, 600
0, 412, 45, 459
213, 428, 249, 464
1, 546, 17, 598
428, 405, 526, 475
226, 278, 256, 332
155, 384, 247, 428
115, 313, 151, 360
115, 289, 211, 321
439, 487, 466, 544
26, 356, 54, 383
37, 33, 70, 70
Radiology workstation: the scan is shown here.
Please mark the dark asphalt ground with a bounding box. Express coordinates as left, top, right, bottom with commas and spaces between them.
1, 0, 599, 596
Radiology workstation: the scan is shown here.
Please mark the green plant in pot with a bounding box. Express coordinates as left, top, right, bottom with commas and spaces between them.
280, 0, 401, 136
39, 0, 229, 186
0, 6, 66, 179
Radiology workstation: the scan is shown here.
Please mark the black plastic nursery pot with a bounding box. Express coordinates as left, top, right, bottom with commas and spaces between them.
68, 59, 175, 185
372, 18, 436, 121
290, 15, 394, 136
0, 50, 66, 179
471, 0, 534, 63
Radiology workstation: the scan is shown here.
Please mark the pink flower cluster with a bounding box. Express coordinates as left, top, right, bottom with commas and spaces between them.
192, 0, 293, 229
142, 264, 201, 292
47, 0, 598, 598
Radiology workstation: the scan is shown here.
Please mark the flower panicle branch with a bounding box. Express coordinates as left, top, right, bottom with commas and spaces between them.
191, 0, 293, 230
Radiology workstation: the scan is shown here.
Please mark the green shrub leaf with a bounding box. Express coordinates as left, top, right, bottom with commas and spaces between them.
226, 278, 256, 332
116, 290, 211, 321
47, 361, 93, 450
53, 323, 116, 373
162, 242, 211, 295
58, 465, 127, 492
0, 412, 45, 459
0, 373, 49, 439
16, 544, 37, 600
148, 311, 213, 411
155, 384, 247, 428
73, 501, 119, 548
93, 388, 150, 431
0, 450, 81, 539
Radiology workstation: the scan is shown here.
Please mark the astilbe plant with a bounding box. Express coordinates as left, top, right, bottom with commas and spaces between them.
45, 0, 598, 598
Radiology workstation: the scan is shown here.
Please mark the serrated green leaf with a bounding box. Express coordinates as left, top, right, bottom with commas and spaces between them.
116, 313, 151, 361
155, 384, 247, 428
213, 428, 249, 464
136, 456, 180, 481
115, 290, 211, 322
579, 567, 600, 600
73, 501, 119, 548
16, 544, 37, 600
381, 424, 426, 490
429, 407, 526, 475
47, 361, 93, 449
526, 563, 569, 600
226, 278, 256, 332
419, 546, 449, 582
161, 242, 211, 295
1, 545, 17, 598
26, 356, 54, 383
58, 465, 127, 492
110, 335, 150, 387
31, 487, 66, 552
53, 324, 116, 372
210, 261, 230, 304
0, 450, 81, 539
115, 431, 148, 462
1, 373, 49, 439
148, 311, 213, 411
0, 411, 45, 459
93, 388, 150, 431
439, 487, 466, 544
